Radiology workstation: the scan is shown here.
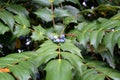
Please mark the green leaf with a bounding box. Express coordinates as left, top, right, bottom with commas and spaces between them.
35, 40, 58, 67
0, 10, 14, 31
61, 52, 83, 74
93, 74, 105, 80
103, 31, 120, 56
95, 4, 120, 11
75, 2, 84, 10
19, 61, 36, 72
100, 20, 120, 30
6, 4, 28, 16
0, 73, 15, 80
0, 22, 9, 34
80, 9, 94, 14
90, 30, 105, 49
53, 0, 64, 5
100, 52, 115, 68
39, 39, 56, 47
45, 59, 73, 80
21, 51, 37, 57
111, 13, 120, 20
85, 60, 107, 68
77, 22, 97, 47
34, 8, 52, 22
64, 5, 80, 16
9, 65, 31, 80
0, 57, 19, 67
37, 44, 58, 53
34, 7, 72, 21
96, 67, 120, 80
14, 14, 30, 27
31, 25, 46, 41
32, 0, 50, 6
66, 0, 79, 4
77, 31, 89, 47
32, 0, 64, 6
13, 24, 30, 37
81, 22, 97, 31
6, 53, 29, 61
85, 60, 119, 79
19, 61, 36, 78
54, 24, 64, 34
54, 8, 71, 18
81, 69, 98, 80
75, 22, 87, 30
73, 70, 82, 80
36, 40, 58, 53
86, 74, 105, 80
77, 14, 85, 22
60, 40, 83, 58
97, 17, 108, 23
34, 51, 58, 67
97, 0, 111, 5
64, 16, 77, 25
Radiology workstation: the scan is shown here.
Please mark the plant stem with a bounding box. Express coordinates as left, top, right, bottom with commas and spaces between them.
58, 44, 61, 59
106, 76, 111, 80
50, 2, 55, 27
65, 34, 77, 37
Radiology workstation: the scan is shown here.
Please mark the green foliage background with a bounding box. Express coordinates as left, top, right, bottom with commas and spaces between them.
0, 0, 120, 80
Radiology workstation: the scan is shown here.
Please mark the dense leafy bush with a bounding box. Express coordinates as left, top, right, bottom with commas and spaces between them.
0, 0, 120, 80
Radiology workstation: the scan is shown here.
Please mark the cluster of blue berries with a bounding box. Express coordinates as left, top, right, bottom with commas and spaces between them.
53, 34, 65, 43
48, 33, 65, 43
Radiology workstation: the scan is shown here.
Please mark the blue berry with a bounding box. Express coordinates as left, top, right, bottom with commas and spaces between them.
49, 34, 66, 43
53, 39, 61, 43
60, 34, 65, 39
60, 39, 65, 42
